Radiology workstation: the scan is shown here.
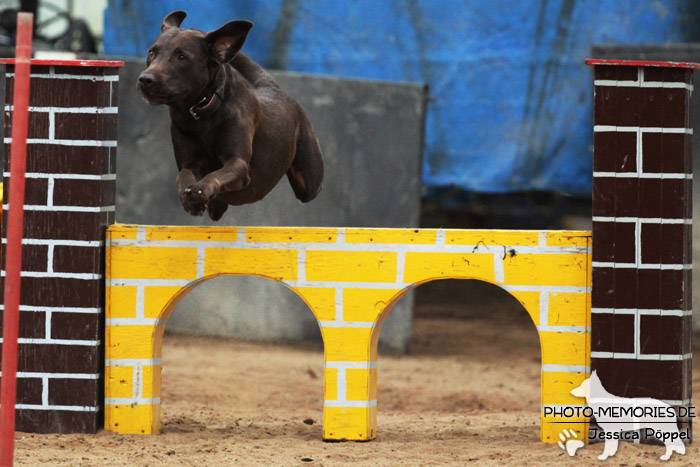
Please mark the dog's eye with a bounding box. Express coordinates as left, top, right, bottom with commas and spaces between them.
148, 50, 154, 57
178, 54, 187, 61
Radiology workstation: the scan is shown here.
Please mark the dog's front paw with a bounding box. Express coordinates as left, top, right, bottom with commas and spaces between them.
182, 199, 206, 216
183, 185, 208, 203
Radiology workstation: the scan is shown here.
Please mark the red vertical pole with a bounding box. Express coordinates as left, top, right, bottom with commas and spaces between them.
0, 12, 33, 467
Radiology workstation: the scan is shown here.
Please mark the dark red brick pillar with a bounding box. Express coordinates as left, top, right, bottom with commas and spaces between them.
0, 59, 122, 433
588, 59, 694, 441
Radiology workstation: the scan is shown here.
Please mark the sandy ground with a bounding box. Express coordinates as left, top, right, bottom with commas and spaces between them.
13, 281, 700, 466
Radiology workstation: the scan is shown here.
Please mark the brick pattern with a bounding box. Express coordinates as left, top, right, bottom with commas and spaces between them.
104, 225, 591, 442
591, 64, 693, 440
1, 63, 119, 433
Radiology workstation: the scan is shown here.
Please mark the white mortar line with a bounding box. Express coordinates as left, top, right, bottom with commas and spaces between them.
5, 105, 119, 114
324, 400, 376, 408
593, 126, 693, 134
106, 318, 159, 326
593, 172, 692, 180
592, 217, 691, 224
42, 377, 49, 406
336, 368, 347, 401
46, 243, 54, 273
325, 361, 377, 369
2, 238, 102, 247
539, 292, 549, 328
104, 398, 160, 406
395, 250, 405, 284
3, 172, 117, 180
196, 247, 206, 279
2, 204, 115, 212
0, 338, 100, 345
4, 137, 118, 147
435, 229, 446, 247
591, 351, 692, 360
48, 108, 55, 141
319, 321, 374, 328
136, 285, 145, 320
1, 372, 100, 379
297, 249, 306, 282
334, 288, 344, 322
15, 404, 99, 412
493, 252, 505, 283
7, 72, 119, 81
46, 176, 55, 208
0, 271, 101, 280
105, 358, 162, 367
541, 364, 589, 373
45, 310, 52, 340
136, 226, 147, 241
592, 307, 692, 316
0, 304, 101, 313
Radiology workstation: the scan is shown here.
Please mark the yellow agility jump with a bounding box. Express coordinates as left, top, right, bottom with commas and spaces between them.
104, 224, 591, 442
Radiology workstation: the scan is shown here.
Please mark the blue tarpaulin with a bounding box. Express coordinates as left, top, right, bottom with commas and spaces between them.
104, 0, 698, 195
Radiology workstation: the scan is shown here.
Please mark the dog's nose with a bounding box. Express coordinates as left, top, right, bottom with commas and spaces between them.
138, 73, 155, 88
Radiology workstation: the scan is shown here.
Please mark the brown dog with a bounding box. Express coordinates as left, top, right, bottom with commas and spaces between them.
136, 10, 323, 220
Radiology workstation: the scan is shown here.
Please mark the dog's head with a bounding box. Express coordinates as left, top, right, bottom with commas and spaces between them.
137, 11, 253, 107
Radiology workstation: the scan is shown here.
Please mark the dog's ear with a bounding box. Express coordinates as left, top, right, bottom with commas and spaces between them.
205, 20, 253, 63
162, 10, 187, 31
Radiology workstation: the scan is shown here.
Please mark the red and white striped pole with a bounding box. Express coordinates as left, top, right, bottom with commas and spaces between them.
0, 12, 33, 466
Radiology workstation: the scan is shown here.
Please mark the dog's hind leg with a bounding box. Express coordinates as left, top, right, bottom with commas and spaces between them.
286, 111, 324, 203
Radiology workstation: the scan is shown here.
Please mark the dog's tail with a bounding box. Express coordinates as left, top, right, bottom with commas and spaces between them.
286, 107, 324, 203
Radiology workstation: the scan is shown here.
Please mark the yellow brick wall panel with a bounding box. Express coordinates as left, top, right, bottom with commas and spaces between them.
146, 227, 238, 242
105, 403, 159, 435
105, 366, 133, 399
503, 253, 589, 287
547, 292, 590, 327
540, 331, 590, 367
106, 325, 156, 360
546, 231, 591, 248
541, 371, 589, 406
107, 247, 198, 280
143, 286, 187, 319
306, 251, 397, 283
204, 248, 298, 281
140, 365, 161, 399
323, 406, 376, 440
345, 368, 377, 401
445, 230, 540, 246
245, 227, 338, 243
106, 286, 137, 319
403, 252, 495, 284
324, 368, 338, 401
344, 228, 437, 244
343, 289, 403, 322
107, 224, 138, 240
322, 327, 374, 362
292, 287, 336, 322
508, 291, 541, 326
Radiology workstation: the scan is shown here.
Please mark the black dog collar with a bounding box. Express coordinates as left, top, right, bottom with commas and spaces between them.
189, 68, 226, 120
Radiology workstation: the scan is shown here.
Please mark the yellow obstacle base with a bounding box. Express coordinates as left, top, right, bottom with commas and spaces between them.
104, 224, 591, 442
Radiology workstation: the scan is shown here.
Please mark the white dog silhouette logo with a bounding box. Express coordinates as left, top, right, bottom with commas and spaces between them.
569, 370, 686, 461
